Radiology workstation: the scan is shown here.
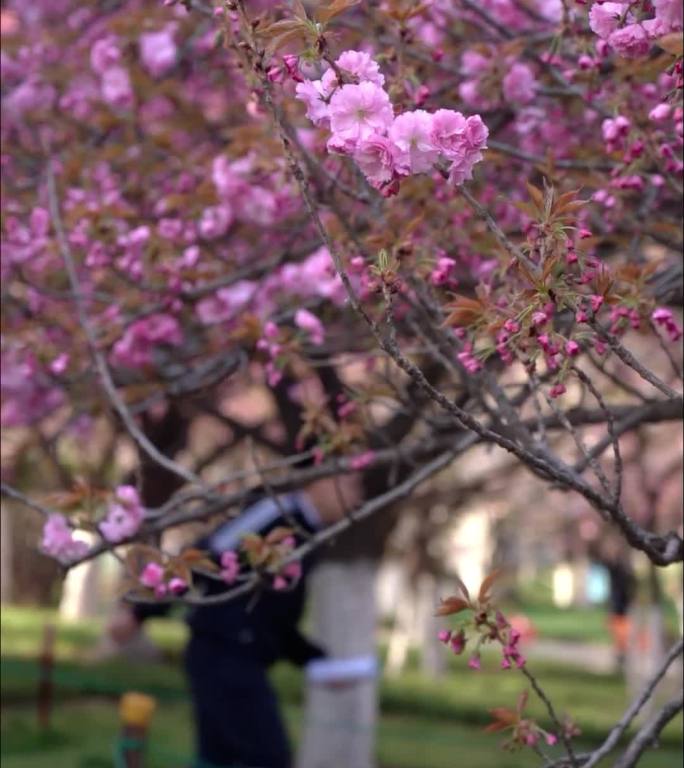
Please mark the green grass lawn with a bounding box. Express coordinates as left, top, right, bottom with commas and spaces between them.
2, 605, 682, 768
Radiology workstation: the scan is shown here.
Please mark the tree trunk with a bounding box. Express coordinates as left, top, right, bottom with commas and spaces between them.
1, 503, 13, 604
417, 573, 446, 679
59, 533, 102, 620
297, 559, 378, 768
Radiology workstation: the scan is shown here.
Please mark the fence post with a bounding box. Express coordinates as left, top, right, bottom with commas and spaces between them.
117, 692, 156, 768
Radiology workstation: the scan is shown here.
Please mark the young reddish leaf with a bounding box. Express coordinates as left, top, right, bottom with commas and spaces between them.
125, 545, 163, 578
444, 296, 485, 327
478, 569, 502, 602
454, 574, 471, 602
516, 689, 529, 714
292, 0, 309, 21
256, 19, 306, 40
435, 596, 471, 616
525, 182, 544, 213
265, 526, 295, 545
315, 0, 361, 24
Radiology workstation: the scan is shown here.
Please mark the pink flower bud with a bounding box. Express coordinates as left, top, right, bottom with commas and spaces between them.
169, 577, 188, 595
550, 383, 566, 398
140, 562, 165, 589
649, 103, 671, 123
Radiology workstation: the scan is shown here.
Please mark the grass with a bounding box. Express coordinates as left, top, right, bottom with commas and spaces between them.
2, 605, 682, 768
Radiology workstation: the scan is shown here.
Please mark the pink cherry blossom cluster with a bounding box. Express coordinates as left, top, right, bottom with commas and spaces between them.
90, 35, 134, 110
99, 485, 145, 543
110, 313, 183, 369
294, 308, 325, 346
295, 50, 488, 192
256, 321, 285, 387
41, 513, 89, 563
1, 346, 65, 428
589, 0, 683, 59
220, 550, 240, 584
460, 51, 537, 109
139, 561, 187, 598
437, 608, 527, 672
652, 307, 683, 342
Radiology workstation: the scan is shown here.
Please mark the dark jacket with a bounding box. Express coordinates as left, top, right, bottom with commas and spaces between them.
133, 492, 324, 667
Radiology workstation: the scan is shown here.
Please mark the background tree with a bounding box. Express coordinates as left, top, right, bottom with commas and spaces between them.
1, 1, 682, 766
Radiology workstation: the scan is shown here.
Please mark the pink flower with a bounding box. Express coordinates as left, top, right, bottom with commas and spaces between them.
590, 294, 604, 313
168, 577, 188, 595
602, 115, 630, 144
49, 353, 69, 375
140, 562, 165, 589
549, 383, 566, 398
438, 629, 452, 644
115, 485, 141, 507
468, 653, 481, 670
90, 36, 121, 75
502, 63, 537, 104
430, 109, 467, 160
196, 281, 256, 325
100, 66, 134, 109
546, 733, 558, 746
354, 134, 397, 187
608, 24, 650, 58
335, 50, 385, 86
273, 576, 288, 591
649, 103, 672, 122
565, 340, 580, 356
41, 514, 89, 562
652, 307, 682, 341
281, 561, 302, 582
220, 550, 240, 584
139, 29, 177, 78
589, 2, 628, 39
450, 630, 466, 655
295, 79, 330, 127
389, 110, 439, 174
653, 0, 683, 30
100, 485, 144, 543
431, 256, 457, 286
464, 115, 488, 151
199, 204, 233, 240
447, 151, 484, 186
295, 308, 325, 345
349, 450, 376, 470
329, 82, 394, 144
110, 314, 183, 368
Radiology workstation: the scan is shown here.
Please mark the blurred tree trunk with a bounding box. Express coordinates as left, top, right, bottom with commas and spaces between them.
1, 503, 13, 604
417, 572, 446, 678
297, 559, 378, 768
59, 534, 102, 620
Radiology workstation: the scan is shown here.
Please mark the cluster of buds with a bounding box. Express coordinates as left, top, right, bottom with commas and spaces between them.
652, 307, 683, 342
256, 321, 285, 387
240, 526, 302, 591
486, 691, 559, 751
435, 571, 526, 672
139, 561, 188, 598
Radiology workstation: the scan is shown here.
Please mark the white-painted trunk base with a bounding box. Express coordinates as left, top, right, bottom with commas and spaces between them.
297, 559, 378, 768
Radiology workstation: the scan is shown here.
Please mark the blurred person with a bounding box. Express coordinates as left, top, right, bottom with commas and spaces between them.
590, 539, 636, 671
107, 472, 368, 768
